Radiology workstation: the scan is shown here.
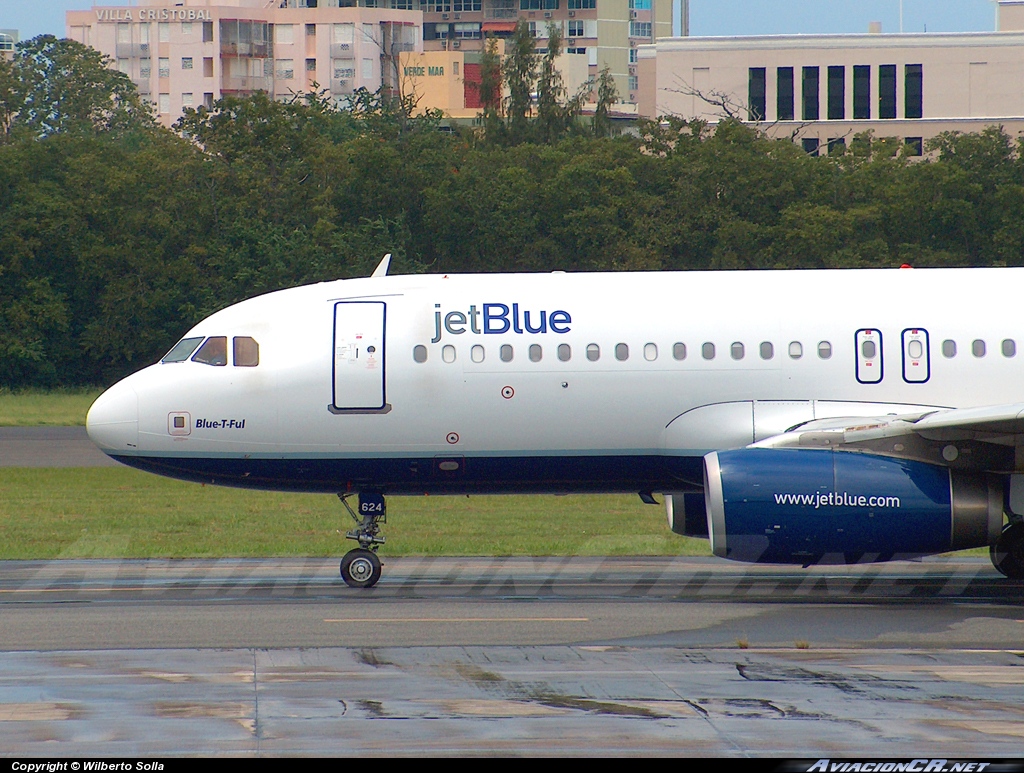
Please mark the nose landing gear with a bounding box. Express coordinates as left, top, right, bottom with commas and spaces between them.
338, 492, 386, 588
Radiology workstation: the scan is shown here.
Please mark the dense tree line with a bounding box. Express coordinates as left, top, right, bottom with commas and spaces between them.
2, 33, 1024, 388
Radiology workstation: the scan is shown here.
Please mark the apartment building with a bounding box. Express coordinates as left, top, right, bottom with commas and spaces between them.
66, 1, 423, 125
0, 28, 17, 60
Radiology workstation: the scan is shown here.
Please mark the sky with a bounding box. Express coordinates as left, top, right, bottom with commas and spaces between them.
0, 0, 1001, 41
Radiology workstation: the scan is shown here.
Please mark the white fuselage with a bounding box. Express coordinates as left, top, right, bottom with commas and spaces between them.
86, 267, 1021, 494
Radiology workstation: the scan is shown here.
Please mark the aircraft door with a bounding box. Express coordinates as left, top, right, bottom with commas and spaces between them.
901, 328, 930, 383
332, 301, 387, 412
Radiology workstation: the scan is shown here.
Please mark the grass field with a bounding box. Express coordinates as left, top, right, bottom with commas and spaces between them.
0, 467, 712, 559
0, 388, 102, 426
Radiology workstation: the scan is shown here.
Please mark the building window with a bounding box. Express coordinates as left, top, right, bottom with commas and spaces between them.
276, 24, 294, 45
802, 137, 819, 156
181, 92, 193, 108
905, 64, 923, 118
306, 58, 316, 72
159, 22, 170, 43
628, 75, 638, 91
306, 23, 316, 37
827, 137, 846, 155
117, 58, 130, 75
748, 67, 765, 121
776, 67, 794, 121
117, 23, 130, 44
140, 58, 151, 78
629, 21, 652, 38
203, 57, 214, 77
630, 0, 652, 7
905, 136, 923, 156
276, 59, 294, 79
853, 64, 870, 119
878, 64, 897, 119
333, 23, 354, 45
454, 23, 481, 39
802, 66, 819, 121
181, 56, 193, 70
181, 21, 192, 36
362, 58, 373, 80
158, 58, 170, 78
158, 93, 170, 114
827, 65, 844, 120
453, 0, 482, 8
203, 21, 214, 42
333, 59, 355, 79
203, 92, 214, 109
568, 0, 596, 7
568, 20, 584, 38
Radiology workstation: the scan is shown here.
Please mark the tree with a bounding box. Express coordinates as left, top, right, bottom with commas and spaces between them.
503, 20, 538, 143
592, 66, 619, 138
2, 35, 154, 141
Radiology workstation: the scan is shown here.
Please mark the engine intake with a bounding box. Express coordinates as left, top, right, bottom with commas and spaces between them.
703, 449, 1002, 564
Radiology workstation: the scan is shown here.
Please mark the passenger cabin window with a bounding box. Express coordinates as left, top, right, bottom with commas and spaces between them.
941, 340, 956, 358
558, 343, 571, 362
972, 339, 986, 358
731, 342, 744, 360
162, 336, 204, 363
702, 342, 715, 360
1002, 339, 1016, 358
233, 336, 259, 367
861, 339, 876, 358
471, 345, 485, 363
615, 343, 629, 361
673, 342, 687, 360
192, 336, 227, 366
643, 343, 658, 361
789, 341, 803, 359
586, 343, 600, 362
442, 345, 456, 363
500, 344, 514, 362
818, 341, 832, 359
760, 342, 774, 360
413, 345, 427, 363
529, 344, 542, 362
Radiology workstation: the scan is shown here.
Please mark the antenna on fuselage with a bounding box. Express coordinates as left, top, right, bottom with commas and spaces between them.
371, 253, 392, 278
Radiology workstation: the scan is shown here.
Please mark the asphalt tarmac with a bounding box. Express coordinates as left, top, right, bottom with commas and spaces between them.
2, 430, 1023, 756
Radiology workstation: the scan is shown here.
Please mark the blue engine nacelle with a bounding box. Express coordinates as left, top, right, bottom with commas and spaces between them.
703, 449, 1003, 564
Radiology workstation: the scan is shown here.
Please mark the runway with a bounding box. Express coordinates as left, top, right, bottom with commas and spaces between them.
2, 556, 1023, 756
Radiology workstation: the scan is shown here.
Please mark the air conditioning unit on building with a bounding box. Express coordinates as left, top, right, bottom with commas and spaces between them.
441, 13, 449, 19
454, 13, 460, 19
453, 40, 460, 48
544, 11, 552, 17
567, 38, 575, 46
568, 10, 575, 17
629, 66, 635, 75
630, 11, 637, 18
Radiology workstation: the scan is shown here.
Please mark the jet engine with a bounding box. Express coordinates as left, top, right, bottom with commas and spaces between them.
703, 448, 1002, 564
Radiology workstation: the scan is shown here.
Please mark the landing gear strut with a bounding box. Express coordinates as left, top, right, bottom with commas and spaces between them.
338, 492, 386, 588
991, 521, 1024, 580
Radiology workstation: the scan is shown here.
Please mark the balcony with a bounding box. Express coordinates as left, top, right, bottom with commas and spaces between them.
221, 75, 272, 92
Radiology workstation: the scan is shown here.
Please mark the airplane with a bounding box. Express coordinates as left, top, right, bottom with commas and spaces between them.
87, 256, 1024, 588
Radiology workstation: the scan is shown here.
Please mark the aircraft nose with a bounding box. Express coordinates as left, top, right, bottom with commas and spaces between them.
86, 381, 139, 454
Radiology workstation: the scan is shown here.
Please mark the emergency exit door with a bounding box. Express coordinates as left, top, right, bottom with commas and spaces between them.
332, 301, 387, 412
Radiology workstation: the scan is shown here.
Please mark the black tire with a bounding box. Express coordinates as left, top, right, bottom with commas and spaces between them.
990, 522, 1024, 580
340, 548, 382, 588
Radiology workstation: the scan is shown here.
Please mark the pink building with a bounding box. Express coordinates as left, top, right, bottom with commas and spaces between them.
67, 0, 423, 125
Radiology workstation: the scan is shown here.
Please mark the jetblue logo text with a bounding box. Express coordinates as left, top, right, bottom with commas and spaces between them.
432, 303, 571, 343
775, 492, 901, 509
195, 419, 246, 429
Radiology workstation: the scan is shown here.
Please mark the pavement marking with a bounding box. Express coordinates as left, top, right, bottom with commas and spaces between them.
322, 617, 590, 623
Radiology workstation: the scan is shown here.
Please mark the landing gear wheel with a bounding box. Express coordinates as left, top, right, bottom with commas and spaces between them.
990, 522, 1024, 580
340, 548, 382, 588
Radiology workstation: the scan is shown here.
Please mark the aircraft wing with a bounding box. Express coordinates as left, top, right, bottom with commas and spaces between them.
751, 403, 1024, 471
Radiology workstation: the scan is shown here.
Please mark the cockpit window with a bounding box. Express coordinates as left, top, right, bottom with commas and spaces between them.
162, 336, 204, 363
192, 336, 228, 366
233, 336, 260, 367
